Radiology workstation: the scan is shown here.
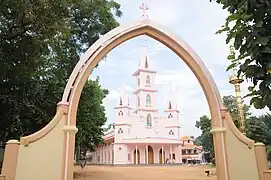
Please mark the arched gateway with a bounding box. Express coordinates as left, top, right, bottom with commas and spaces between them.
1, 19, 270, 180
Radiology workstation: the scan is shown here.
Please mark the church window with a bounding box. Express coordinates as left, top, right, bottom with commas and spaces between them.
146, 75, 150, 85
168, 113, 173, 118
194, 149, 197, 154
146, 114, 152, 127
138, 78, 140, 87
146, 94, 151, 106
188, 140, 190, 143
118, 128, 123, 134
118, 111, 123, 116
145, 57, 148, 68
119, 98, 123, 105
137, 96, 140, 107
128, 128, 130, 133
169, 130, 174, 135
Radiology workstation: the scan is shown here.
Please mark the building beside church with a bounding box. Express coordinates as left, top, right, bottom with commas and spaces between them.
181, 136, 204, 164
87, 48, 203, 165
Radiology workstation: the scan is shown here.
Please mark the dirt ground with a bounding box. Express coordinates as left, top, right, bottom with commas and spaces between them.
74, 165, 217, 180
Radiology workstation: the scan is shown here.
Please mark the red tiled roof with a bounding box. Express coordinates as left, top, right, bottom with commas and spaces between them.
182, 144, 203, 150
180, 136, 190, 140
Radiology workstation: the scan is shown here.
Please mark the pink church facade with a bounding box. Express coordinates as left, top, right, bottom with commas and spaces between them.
89, 48, 192, 165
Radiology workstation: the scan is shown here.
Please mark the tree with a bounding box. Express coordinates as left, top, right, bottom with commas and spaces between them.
246, 114, 271, 145
0, 0, 122, 150
246, 113, 271, 162
76, 78, 109, 153
103, 123, 114, 132
210, 0, 271, 110
195, 115, 215, 164
194, 136, 202, 146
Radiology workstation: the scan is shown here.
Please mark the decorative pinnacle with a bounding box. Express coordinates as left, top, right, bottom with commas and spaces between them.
139, 3, 149, 19
229, 68, 244, 84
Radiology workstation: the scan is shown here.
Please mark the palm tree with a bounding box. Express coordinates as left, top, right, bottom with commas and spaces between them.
246, 113, 271, 166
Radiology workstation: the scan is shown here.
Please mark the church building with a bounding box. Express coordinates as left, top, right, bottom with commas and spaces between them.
89, 48, 184, 165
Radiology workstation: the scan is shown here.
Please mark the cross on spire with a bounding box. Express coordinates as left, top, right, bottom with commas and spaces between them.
139, 3, 149, 19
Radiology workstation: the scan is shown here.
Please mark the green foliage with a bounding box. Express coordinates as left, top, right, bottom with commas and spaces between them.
246, 114, 271, 144
210, 0, 271, 110
103, 123, 114, 132
195, 115, 215, 164
194, 136, 202, 146
0, 0, 121, 150
246, 113, 271, 161
76, 78, 109, 152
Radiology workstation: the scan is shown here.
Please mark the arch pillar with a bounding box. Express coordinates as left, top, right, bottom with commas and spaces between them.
61, 125, 78, 180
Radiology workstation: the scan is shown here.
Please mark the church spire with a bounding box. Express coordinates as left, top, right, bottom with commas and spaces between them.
115, 87, 131, 109
139, 47, 151, 69
169, 101, 172, 109
119, 97, 123, 106
132, 47, 158, 114
165, 99, 179, 113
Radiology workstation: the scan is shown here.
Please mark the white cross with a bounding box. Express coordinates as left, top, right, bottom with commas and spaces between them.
139, 3, 149, 19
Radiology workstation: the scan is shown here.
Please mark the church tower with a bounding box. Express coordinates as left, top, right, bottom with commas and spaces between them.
114, 89, 132, 141
164, 100, 180, 138
132, 47, 158, 127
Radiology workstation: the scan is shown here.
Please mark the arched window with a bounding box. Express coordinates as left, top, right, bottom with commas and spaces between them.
146, 94, 151, 106
169, 130, 174, 135
168, 113, 173, 118
146, 75, 150, 85
118, 128, 123, 134
137, 96, 140, 107
146, 114, 152, 127
118, 111, 123, 116
194, 149, 197, 154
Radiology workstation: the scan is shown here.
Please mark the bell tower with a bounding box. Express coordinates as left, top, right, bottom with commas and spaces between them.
114, 88, 132, 142
132, 47, 158, 119
164, 100, 181, 138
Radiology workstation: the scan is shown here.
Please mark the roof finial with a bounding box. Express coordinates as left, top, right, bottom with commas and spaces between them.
169, 101, 172, 109
139, 3, 149, 19
119, 97, 123, 106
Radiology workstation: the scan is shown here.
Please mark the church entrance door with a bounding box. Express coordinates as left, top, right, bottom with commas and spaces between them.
147, 145, 154, 164
159, 148, 165, 164
133, 149, 140, 164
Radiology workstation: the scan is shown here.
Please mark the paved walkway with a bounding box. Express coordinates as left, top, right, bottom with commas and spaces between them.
74, 165, 216, 180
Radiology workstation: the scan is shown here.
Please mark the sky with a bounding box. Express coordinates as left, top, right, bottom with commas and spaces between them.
90, 0, 269, 137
